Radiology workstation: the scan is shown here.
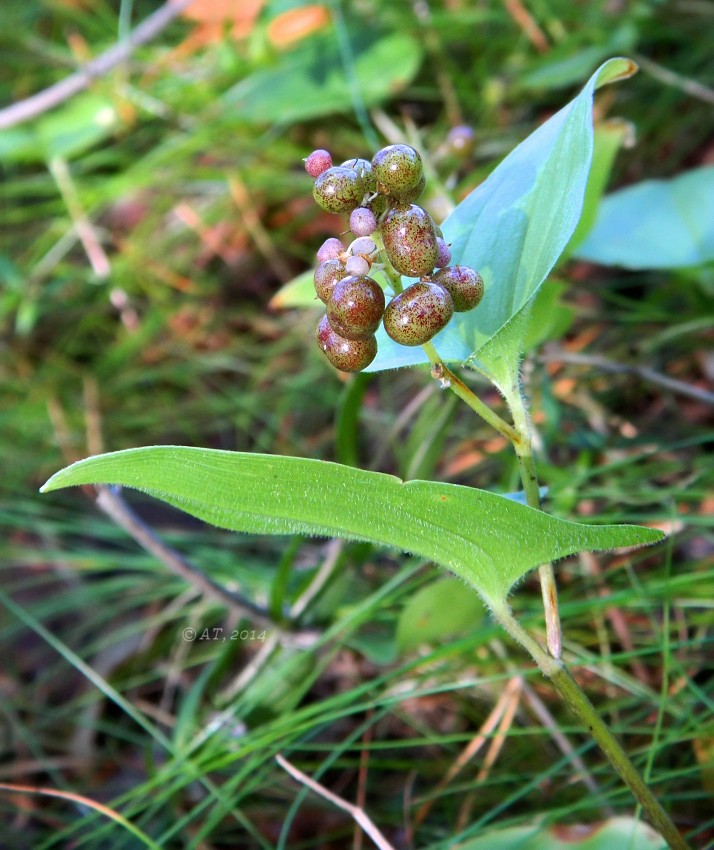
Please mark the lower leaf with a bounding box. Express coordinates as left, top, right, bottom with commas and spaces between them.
41, 446, 663, 610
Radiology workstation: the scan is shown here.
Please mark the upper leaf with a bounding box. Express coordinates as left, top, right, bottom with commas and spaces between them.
575, 165, 714, 269
365, 58, 636, 374
41, 446, 662, 611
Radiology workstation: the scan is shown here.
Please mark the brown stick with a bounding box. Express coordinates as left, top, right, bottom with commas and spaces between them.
0, 0, 195, 130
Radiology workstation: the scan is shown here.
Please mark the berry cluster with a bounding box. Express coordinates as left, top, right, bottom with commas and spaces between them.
305, 145, 483, 372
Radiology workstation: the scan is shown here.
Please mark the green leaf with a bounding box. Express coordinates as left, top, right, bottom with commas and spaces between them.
522, 280, 575, 353
224, 29, 422, 125
41, 446, 662, 610
575, 166, 714, 269
268, 269, 319, 309
564, 119, 634, 257
456, 816, 666, 850
396, 577, 484, 653
365, 58, 637, 375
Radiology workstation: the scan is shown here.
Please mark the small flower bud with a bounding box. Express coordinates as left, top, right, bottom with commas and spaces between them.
349, 207, 377, 237
350, 237, 377, 258
345, 255, 371, 276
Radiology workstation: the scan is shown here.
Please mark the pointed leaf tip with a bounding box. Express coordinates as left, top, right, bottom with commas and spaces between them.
40, 446, 665, 611
594, 56, 638, 89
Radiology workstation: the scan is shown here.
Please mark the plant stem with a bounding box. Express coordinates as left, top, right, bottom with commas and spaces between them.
421, 342, 520, 443
372, 231, 403, 295
372, 238, 517, 444
506, 385, 563, 659
491, 602, 691, 850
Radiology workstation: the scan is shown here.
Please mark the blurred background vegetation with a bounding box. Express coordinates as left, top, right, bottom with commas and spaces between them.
0, 1, 712, 848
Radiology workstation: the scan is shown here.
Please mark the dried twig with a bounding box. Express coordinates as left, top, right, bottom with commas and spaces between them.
413, 676, 521, 827
0, 0, 195, 130
635, 54, 714, 106
48, 158, 111, 279
502, 0, 549, 53
95, 486, 274, 627
276, 754, 397, 850
540, 349, 714, 406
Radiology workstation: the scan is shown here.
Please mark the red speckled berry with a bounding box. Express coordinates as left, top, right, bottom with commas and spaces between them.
383, 282, 454, 346
316, 314, 377, 372
326, 275, 385, 340
304, 149, 332, 177
391, 172, 425, 204
381, 203, 438, 277
341, 158, 377, 194
313, 166, 365, 214
372, 144, 423, 195
314, 259, 348, 303
433, 265, 484, 312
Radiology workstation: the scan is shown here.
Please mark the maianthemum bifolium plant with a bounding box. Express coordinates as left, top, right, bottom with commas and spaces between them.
40, 59, 692, 850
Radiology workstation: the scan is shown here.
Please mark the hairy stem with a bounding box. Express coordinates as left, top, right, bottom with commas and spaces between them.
421, 343, 520, 443
491, 603, 690, 850
506, 384, 563, 659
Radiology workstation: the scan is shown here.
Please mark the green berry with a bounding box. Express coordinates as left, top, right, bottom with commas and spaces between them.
433, 265, 484, 312
381, 203, 438, 278
368, 194, 388, 217
341, 158, 377, 194
390, 172, 425, 204
372, 144, 423, 195
326, 275, 385, 340
314, 259, 348, 303
313, 166, 365, 214
316, 315, 377, 372
383, 282, 454, 346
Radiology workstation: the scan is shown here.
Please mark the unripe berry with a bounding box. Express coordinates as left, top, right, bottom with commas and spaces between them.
304, 149, 332, 178
313, 166, 365, 214
349, 207, 377, 237
326, 275, 385, 340
345, 255, 370, 276
381, 203, 438, 278
445, 125, 476, 157
314, 258, 348, 303
316, 314, 377, 372
383, 282, 454, 346
435, 237, 451, 268
350, 237, 377, 257
372, 144, 423, 195
342, 158, 377, 194
390, 172, 425, 204
433, 265, 484, 312
316, 237, 343, 264
368, 194, 388, 216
